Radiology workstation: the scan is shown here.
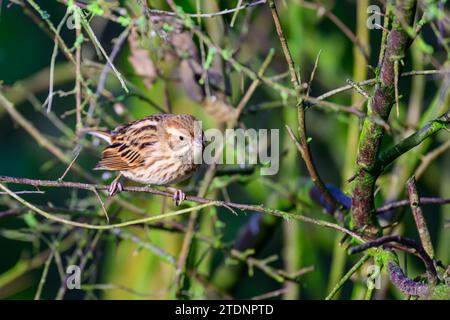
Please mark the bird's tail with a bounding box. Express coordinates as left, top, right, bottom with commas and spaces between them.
85, 129, 113, 144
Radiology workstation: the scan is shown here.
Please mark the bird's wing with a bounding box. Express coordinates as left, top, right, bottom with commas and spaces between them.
94, 118, 161, 171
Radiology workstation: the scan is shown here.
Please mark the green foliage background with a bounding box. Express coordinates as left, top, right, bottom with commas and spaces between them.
0, 0, 449, 300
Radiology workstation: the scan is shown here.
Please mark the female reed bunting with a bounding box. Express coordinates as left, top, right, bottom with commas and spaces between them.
88, 114, 205, 205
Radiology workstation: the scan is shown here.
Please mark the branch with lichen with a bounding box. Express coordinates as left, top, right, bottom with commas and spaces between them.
352, 0, 418, 233
350, 247, 449, 299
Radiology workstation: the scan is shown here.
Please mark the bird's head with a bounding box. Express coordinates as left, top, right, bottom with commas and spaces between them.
162, 114, 205, 163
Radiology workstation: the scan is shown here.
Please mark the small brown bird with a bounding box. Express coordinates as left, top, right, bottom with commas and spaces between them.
89, 114, 204, 205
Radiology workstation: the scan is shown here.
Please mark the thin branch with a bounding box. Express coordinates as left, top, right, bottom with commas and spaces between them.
235, 49, 274, 118
414, 139, 450, 179
34, 249, 54, 300
87, 26, 130, 122
407, 177, 435, 259
372, 111, 450, 174
376, 197, 450, 214
268, 0, 340, 213
348, 235, 437, 283
0, 181, 217, 230
148, 0, 267, 18
78, 6, 128, 93
251, 288, 288, 300
0, 175, 364, 242
325, 253, 370, 300
296, 0, 370, 62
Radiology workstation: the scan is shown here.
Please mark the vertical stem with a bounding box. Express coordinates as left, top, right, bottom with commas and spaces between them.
268, 0, 339, 212
407, 177, 435, 258
336, 0, 369, 298
352, 0, 417, 232
325, 253, 370, 300
343, 0, 370, 182
437, 152, 450, 263
34, 250, 54, 300
75, 19, 82, 130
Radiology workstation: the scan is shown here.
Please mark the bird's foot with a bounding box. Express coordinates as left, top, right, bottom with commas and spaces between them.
168, 187, 186, 206
108, 177, 123, 197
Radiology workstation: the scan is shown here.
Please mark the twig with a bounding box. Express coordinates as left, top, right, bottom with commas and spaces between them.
0, 182, 217, 230
414, 139, 450, 179
0, 175, 364, 242
407, 177, 434, 259
372, 111, 450, 174
315, 70, 447, 101
75, 12, 82, 129
251, 288, 288, 300
0, 92, 94, 182
376, 197, 450, 214
325, 253, 370, 300
235, 49, 274, 118
230, 0, 244, 27
268, 0, 340, 213
78, 6, 128, 93
348, 235, 437, 283
346, 79, 370, 99
387, 261, 430, 297
47, 8, 70, 113
148, 0, 267, 18
0, 190, 44, 195
306, 50, 322, 98
87, 26, 130, 122
58, 149, 81, 181
34, 249, 54, 300
295, 0, 370, 62
91, 187, 109, 223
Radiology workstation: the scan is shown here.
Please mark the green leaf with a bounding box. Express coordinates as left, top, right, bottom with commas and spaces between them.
87, 2, 104, 16
117, 16, 131, 27
23, 212, 38, 228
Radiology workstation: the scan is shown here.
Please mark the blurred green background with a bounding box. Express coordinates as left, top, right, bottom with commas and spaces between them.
0, 0, 449, 300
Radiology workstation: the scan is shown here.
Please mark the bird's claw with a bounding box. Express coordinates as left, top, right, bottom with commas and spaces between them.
108, 179, 123, 197
169, 187, 186, 206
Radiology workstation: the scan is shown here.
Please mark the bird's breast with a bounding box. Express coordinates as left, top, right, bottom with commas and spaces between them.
121, 158, 199, 186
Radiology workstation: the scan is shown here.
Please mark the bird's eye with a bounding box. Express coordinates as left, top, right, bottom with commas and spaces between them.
179, 136, 184, 141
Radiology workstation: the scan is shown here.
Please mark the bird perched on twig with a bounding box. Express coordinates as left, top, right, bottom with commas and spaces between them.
88, 114, 205, 205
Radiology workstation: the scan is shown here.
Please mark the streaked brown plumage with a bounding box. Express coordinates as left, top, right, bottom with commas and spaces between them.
89, 114, 204, 204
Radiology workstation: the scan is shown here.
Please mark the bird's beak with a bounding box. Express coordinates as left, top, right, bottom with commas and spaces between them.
194, 139, 204, 148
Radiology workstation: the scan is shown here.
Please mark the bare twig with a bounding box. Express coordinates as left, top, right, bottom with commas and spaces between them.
295, 0, 370, 62
325, 253, 370, 300
34, 249, 54, 300
148, 0, 267, 18
414, 140, 450, 179
407, 177, 435, 259
0, 175, 364, 242
268, 0, 340, 213
376, 197, 450, 214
